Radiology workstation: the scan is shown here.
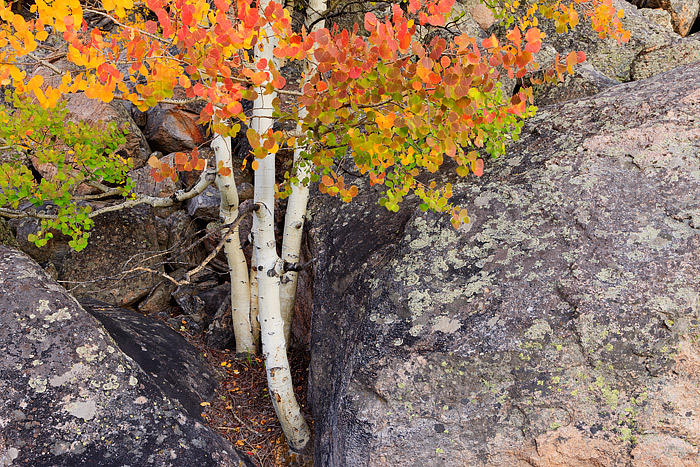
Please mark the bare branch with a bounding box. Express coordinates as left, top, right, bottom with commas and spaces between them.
183, 202, 255, 282
89, 165, 215, 218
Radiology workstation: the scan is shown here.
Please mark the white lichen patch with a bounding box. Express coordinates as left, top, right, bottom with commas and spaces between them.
27, 327, 47, 342
28, 376, 48, 393
409, 325, 423, 337
36, 299, 51, 315
432, 316, 462, 334
65, 399, 97, 421
50, 363, 89, 387
1, 447, 19, 464
44, 308, 72, 323
627, 225, 670, 249
129, 376, 138, 386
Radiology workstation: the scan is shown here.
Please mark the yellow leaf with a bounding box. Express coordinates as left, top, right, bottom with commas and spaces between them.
251, 160, 259, 170
200, 401, 211, 406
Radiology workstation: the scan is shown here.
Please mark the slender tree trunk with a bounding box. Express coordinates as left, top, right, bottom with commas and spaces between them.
212, 134, 255, 354
252, 0, 311, 450
249, 251, 260, 350
279, 0, 326, 345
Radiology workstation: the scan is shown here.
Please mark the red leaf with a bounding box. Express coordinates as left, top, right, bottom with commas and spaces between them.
364, 12, 378, 32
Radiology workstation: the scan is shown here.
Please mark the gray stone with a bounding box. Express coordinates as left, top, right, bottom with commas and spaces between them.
59, 205, 164, 307
186, 185, 221, 221
307, 62, 700, 466
631, 32, 700, 80
532, 62, 619, 106
653, 0, 699, 36
0, 246, 255, 467
79, 297, 218, 421
0, 217, 18, 248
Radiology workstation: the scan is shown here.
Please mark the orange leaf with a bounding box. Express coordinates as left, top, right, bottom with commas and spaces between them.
147, 155, 161, 168
251, 160, 259, 171
474, 158, 484, 177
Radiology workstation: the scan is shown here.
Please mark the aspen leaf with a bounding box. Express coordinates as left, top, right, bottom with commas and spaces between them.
145, 20, 157, 33
474, 158, 484, 177
251, 160, 259, 171
147, 154, 161, 168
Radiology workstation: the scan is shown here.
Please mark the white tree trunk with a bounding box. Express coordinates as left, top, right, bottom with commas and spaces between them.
251, 2, 311, 450
249, 252, 260, 350
279, 0, 326, 345
279, 161, 309, 344
212, 134, 255, 355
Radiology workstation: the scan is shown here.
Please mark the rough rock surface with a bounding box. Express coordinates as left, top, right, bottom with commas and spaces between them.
59, 205, 164, 307
654, 0, 700, 36
0, 246, 255, 467
630, 32, 700, 80
79, 298, 218, 420
143, 105, 205, 154
532, 62, 619, 106
307, 62, 700, 466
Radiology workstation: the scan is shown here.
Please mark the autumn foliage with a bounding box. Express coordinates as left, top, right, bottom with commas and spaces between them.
0, 0, 628, 227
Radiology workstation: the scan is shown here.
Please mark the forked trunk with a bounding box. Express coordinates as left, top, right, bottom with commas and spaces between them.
251, 1, 311, 450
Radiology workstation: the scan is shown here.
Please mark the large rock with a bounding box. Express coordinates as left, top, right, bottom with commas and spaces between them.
59, 205, 164, 307
143, 105, 205, 155
0, 246, 255, 467
79, 298, 218, 421
307, 62, 700, 466
630, 32, 700, 80
652, 0, 699, 36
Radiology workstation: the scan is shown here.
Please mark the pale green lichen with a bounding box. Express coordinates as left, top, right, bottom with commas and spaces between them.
102, 374, 120, 391
44, 308, 72, 323
76, 344, 99, 362
28, 376, 47, 393
524, 319, 553, 341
